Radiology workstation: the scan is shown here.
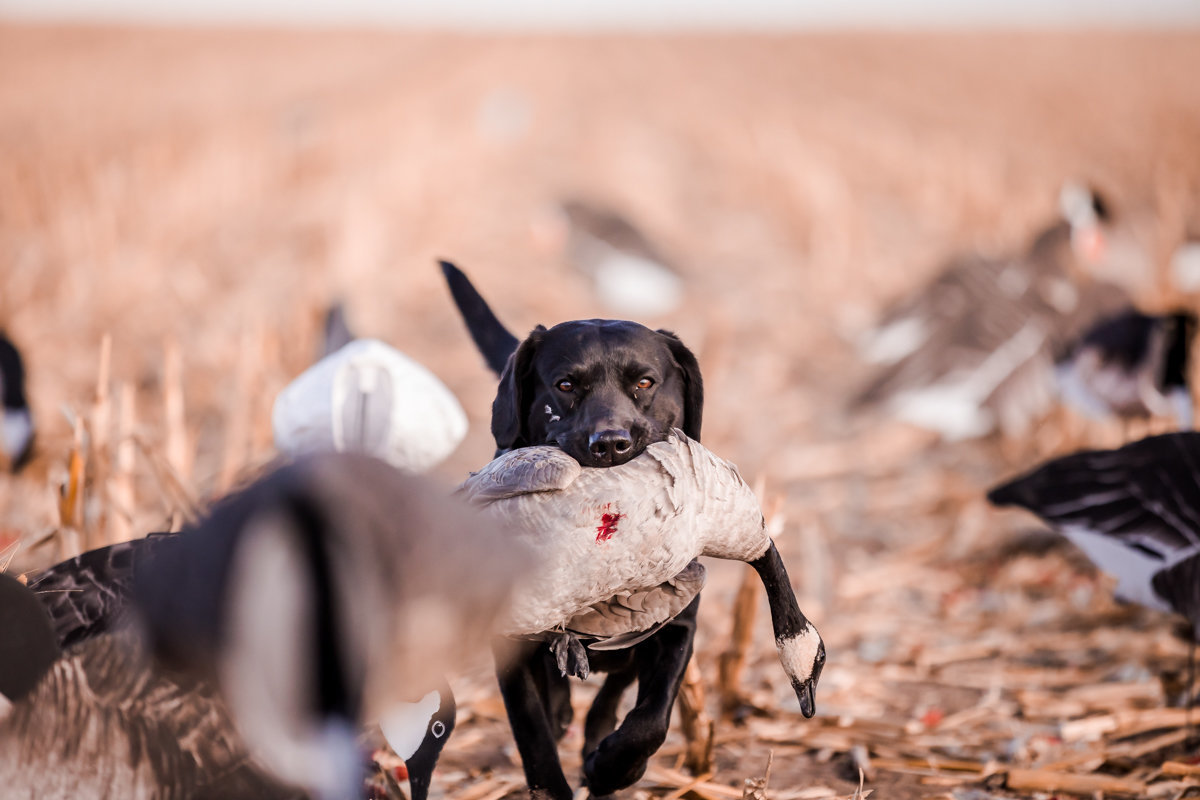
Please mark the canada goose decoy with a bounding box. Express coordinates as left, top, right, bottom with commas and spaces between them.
987, 433, 1200, 623
134, 452, 531, 800
1055, 308, 1196, 429
272, 336, 468, 473
852, 183, 1131, 440
532, 199, 685, 318
0, 332, 34, 471
0, 573, 305, 800
458, 430, 825, 716
20, 530, 460, 800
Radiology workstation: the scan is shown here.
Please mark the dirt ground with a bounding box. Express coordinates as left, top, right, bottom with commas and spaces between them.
3, 24, 1200, 800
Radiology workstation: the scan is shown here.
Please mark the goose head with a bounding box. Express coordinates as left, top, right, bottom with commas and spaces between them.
1059, 180, 1111, 266
379, 682, 456, 800
749, 540, 825, 718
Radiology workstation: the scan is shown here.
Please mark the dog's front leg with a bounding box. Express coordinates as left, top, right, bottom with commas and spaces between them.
582, 596, 700, 796
493, 639, 574, 800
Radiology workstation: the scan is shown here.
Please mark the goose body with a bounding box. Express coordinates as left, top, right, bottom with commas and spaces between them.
1055, 309, 1196, 428
459, 431, 825, 715
0, 574, 303, 800
0, 332, 34, 471
853, 184, 1133, 440
272, 338, 468, 473
987, 432, 1200, 625
461, 434, 766, 636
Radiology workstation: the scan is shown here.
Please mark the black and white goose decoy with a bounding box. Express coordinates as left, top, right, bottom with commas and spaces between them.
0, 331, 34, 471
987, 432, 1200, 634
1055, 308, 1196, 429
532, 199, 685, 318
272, 327, 468, 473
458, 430, 825, 716
852, 183, 1133, 440
133, 452, 530, 800
0, 572, 305, 800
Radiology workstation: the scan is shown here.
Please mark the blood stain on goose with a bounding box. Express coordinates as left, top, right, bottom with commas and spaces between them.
595, 506, 623, 542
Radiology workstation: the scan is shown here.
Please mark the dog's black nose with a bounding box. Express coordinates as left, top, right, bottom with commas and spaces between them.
588, 430, 634, 465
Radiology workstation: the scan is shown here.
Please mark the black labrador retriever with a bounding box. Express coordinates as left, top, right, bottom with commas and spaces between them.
441, 260, 704, 799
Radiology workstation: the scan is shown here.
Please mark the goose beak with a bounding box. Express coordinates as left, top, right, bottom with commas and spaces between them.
793, 678, 817, 719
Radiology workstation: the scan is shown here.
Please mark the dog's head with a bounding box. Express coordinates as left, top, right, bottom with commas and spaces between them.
491, 320, 702, 468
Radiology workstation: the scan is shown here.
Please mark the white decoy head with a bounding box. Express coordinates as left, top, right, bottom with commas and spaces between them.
0, 333, 34, 472
272, 338, 468, 473
459, 431, 825, 717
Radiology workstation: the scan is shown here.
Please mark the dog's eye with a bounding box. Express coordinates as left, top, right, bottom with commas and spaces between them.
636, 377, 655, 390
556, 380, 574, 393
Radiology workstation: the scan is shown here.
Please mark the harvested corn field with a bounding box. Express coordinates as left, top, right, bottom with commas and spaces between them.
3, 24, 1200, 799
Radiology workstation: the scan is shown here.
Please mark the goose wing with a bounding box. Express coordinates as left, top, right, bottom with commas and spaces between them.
0, 630, 303, 800
567, 559, 706, 649
24, 534, 171, 649
989, 432, 1200, 607
459, 446, 582, 502
1151, 552, 1200, 630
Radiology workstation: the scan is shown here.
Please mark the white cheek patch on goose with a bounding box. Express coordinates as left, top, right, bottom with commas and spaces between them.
777, 623, 822, 683
543, 404, 561, 423
380, 689, 441, 760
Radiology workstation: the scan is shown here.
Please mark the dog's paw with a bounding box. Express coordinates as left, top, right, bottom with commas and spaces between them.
582, 725, 662, 796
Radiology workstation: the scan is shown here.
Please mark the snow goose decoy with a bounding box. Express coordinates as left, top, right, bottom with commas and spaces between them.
1055, 308, 1196, 429
0, 332, 34, 471
0, 572, 304, 800
131, 452, 530, 800
458, 430, 825, 716
987, 432, 1200, 634
852, 184, 1132, 440
532, 199, 685, 318
272, 334, 468, 473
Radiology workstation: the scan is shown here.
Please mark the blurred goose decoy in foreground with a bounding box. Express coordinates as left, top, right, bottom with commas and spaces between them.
987, 433, 1200, 634
0, 332, 34, 471
272, 334, 468, 473
532, 199, 685, 318
1055, 308, 1196, 429
134, 452, 530, 800
458, 430, 824, 716
0, 573, 304, 800
852, 184, 1132, 440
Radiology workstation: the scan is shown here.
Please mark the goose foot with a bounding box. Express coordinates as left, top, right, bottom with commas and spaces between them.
550, 633, 590, 679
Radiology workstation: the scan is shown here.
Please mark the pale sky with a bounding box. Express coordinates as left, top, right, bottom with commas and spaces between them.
2, 0, 1198, 29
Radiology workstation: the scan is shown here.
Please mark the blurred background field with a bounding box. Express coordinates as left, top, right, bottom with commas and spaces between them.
3, 22, 1200, 799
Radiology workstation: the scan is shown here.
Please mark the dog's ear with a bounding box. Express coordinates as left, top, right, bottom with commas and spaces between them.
492, 327, 546, 451
658, 330, 704, 441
